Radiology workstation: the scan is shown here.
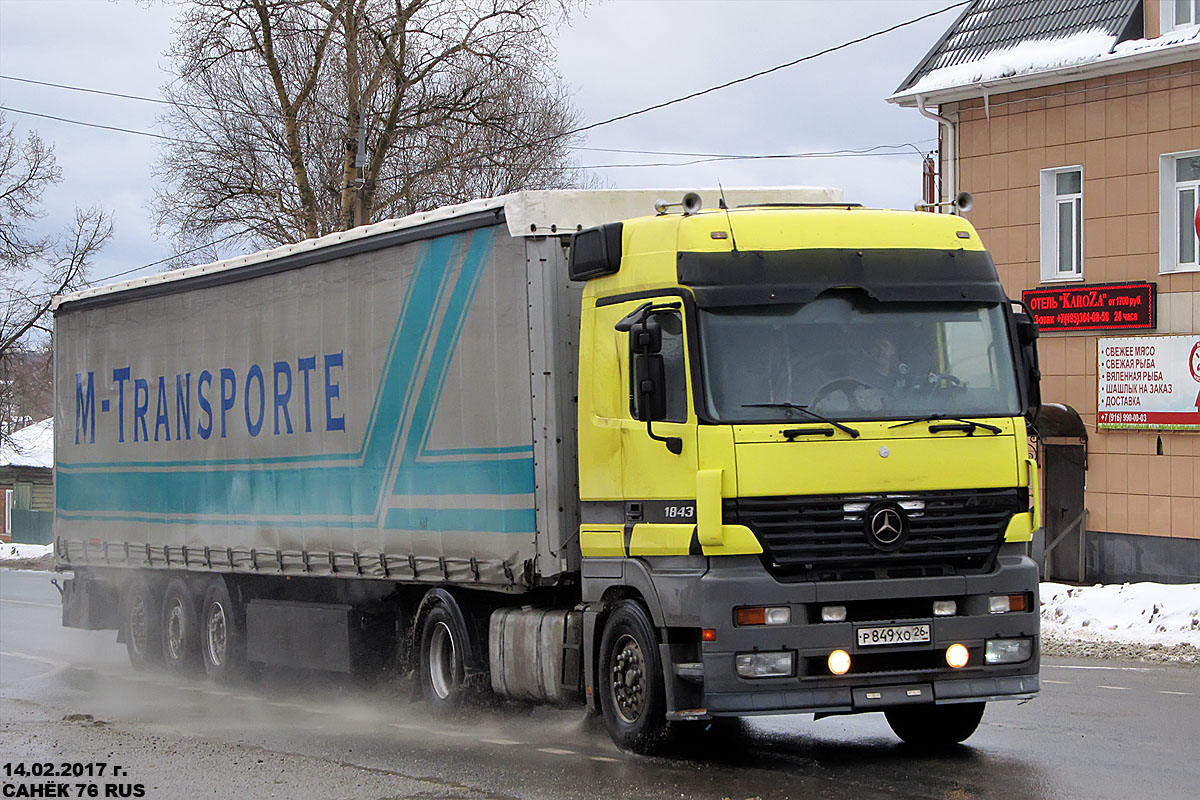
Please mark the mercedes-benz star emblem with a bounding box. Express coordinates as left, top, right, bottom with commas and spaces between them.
864, 502, 908, 551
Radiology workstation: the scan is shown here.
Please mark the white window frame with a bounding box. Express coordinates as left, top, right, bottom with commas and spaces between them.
1159, 150, 1200, 274
4, 489, 11, 537
1039, 166, 1084, 282
1163, 0, 1200, 31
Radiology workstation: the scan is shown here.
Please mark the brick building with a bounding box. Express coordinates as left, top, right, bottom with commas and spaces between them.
890, 0, 1199, 582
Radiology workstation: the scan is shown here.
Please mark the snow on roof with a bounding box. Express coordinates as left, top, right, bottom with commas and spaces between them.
53, 187, 840, 311
891, 24, 1200, 104
904, 27, 1119, 97
0, 418, 53, 469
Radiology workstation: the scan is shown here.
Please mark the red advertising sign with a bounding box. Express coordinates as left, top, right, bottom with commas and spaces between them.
1022, 282, 1155, 332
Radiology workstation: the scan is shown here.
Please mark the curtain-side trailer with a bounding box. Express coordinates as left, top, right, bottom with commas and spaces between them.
55, 189, 1043, 754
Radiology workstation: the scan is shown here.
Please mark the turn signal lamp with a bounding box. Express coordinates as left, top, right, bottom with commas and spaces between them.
828, 649, 852, 675
946, 643, 970, 668
702, 628, 717, 642
735, 606, 791, 626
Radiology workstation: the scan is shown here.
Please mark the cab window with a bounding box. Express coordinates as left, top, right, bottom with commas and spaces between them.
630, 310, 687, 422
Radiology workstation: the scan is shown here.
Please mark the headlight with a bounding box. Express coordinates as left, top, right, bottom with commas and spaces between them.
985, 638, 1033, 664
735, 651, 794, 678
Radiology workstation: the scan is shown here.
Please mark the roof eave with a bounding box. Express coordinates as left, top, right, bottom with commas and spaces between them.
888, 40, 1200, 107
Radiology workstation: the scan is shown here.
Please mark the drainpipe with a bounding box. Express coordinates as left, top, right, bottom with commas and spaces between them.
916, 95, 957, 213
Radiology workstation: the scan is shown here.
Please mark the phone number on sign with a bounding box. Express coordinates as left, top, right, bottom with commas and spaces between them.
1099, 412, 1148, 423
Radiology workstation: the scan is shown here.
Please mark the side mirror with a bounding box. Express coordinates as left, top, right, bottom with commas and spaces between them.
630, 317, 662, 355
634, 353, 667, 421
1011, 302, 1041, 415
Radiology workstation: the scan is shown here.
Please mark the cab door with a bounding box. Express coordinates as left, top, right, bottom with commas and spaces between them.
611, 297, 699, 543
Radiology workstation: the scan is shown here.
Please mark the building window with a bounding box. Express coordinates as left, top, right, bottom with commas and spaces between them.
1040, 167, 1083, 281
1159, 151, 1200, 273
1164, 0, 1200, 30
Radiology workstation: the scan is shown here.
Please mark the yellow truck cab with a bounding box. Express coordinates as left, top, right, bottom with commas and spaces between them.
571, 196, 1042, 752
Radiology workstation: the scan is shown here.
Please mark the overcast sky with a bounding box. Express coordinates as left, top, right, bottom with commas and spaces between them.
0, 0, 957, 284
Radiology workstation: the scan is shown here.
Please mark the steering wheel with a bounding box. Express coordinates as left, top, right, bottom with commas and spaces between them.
810, 377, 880, 411
925, 372, 965, 391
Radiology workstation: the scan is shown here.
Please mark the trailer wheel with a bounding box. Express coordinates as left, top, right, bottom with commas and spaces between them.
123, 577, 163, 669
418, 604, 468, 713
598, 600, 669, 754
200, 577, 247, 683
885, 702, 986, 746
161, 577, 201, 675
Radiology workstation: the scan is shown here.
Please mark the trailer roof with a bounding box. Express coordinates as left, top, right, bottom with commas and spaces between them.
53, 188, 840, 311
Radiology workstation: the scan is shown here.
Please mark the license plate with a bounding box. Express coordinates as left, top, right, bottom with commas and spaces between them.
856, 624, 931, 647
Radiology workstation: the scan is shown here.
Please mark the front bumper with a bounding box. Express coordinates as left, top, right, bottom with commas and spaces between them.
692, 548, 1040, 716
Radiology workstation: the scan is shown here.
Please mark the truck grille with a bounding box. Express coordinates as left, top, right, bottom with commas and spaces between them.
725, 488, 1024, 582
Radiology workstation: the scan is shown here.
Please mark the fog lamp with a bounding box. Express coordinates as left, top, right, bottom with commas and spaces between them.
985, 638, 1033, 664
827, 649, 851, 675
735, 651, 794, 678
946, 643, 970, 668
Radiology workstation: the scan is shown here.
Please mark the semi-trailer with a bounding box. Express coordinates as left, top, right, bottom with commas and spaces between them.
54, 188, 1042, 753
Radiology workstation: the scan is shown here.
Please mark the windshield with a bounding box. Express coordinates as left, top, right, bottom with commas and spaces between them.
697, 292, 1021, 422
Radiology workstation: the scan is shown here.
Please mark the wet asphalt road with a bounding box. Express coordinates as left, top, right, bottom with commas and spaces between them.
2, 568, 1197, 800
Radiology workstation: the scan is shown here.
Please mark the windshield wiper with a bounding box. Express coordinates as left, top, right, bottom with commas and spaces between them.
889, 414, 1002, 435
742, 402, 861, 438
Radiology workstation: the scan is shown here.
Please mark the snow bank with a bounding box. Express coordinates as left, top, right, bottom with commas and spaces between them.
1041, 582, 1200, 648
0, 543, 53, 561
0, 418, 54, 469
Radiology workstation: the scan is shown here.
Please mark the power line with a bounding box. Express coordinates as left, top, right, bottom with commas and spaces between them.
564, 0, 970, 136
0, 105, 184, 143
3, 1, 964, 159
575, 141, 935, 159
100, 228, 254, 282
0, 101, 933, 174
0, 78, 934, 163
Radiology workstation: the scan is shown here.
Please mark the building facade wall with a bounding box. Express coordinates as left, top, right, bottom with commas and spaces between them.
944, 61, 1200, 571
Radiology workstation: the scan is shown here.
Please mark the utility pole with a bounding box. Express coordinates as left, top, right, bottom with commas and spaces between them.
353, 107, 368, 228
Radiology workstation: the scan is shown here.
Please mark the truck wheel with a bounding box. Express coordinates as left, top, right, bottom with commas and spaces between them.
885, 702, 986, 746
418, 604, 468, 713
598, 600, 669, 754
161, 577, 201, 675
200, 577, 247, 683
123, 577, 163, 669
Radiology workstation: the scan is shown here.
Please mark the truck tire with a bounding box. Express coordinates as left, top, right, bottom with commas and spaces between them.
598, 600, 669, 754
418, 603, 469, 713
199, 577, 247, 683
885, 702, 986, 746
161, 576, 201, 675
123, 577, 162, 669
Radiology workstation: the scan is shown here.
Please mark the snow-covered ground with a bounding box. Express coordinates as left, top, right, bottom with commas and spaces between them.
1, 543, 53, 561
1041, 582, 1200, 648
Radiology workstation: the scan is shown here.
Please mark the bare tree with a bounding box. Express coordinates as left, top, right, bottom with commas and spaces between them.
0, 113, 112, 442
154, 0, 590, 252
